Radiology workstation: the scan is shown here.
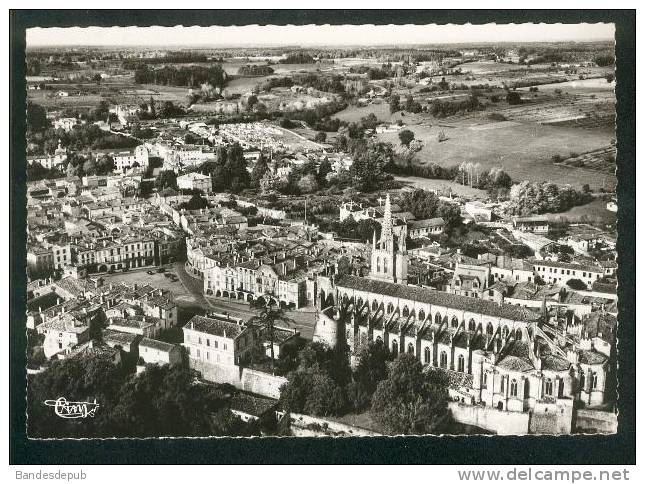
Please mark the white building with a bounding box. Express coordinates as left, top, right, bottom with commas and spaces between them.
177, 172, 213, 194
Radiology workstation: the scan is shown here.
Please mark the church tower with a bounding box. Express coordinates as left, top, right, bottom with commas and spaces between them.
369, 194, 408, 284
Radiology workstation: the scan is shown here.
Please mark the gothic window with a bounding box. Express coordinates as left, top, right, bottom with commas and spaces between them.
483, 372, 488, 389
424, 347, 431, 364
402, 306, 409, 318
407, 343, 414, 355
592, 372, 598, 389
372, 300, 378, 311
486, 322, 494, 336
440, 351, 448, 369
468, 318, 476, 331
515, 328, 522, 340
451, 316, 459, 328
357, 297, 363, 308
391, 339, 398, 356
383, 257, 388, 274
510, 379, 518, 397
376, 257, 380, 273
435, 312, 442, 325
457, 354, 465, 373
387, 302, 394, 314
502, 325, 509, 339
501, 377, 505, 393
580, 373, 586, 391
544, 378, 553, 396
418, 310, 425, 321
524, 379, 530, 398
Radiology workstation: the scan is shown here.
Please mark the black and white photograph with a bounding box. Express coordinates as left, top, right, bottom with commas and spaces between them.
8, 7, 637, 471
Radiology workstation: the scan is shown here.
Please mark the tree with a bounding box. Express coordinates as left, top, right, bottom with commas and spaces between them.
398, 189, 439, 220
250, 155, 269, 188
155, 170, 178, 190
398, 129, 415, 147
27, 102, 49, 132
567, 279, 587, 290
371, 354, 448, 434
347, 341, 391, 410
506, 91, 522, 105
297, 174, 319, 194
389, 93, 401, 113
247, 299, 295, 374
178, 193, 209, 210
314, 131, 327, 143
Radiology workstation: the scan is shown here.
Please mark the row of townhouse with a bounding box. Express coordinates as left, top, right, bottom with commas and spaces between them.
204, 254, 309, 309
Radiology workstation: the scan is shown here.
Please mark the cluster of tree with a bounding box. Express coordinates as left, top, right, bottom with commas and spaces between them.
27, 355, 259, 438
593, 55, 615, 67
279, 341, 450, 434
386, 160, 512, 198
371, 355, 450, 434
237, 64, 275, 76
27, 163, 65, 182
134, 64, 227, 89
27, 102, 49, 132
292, 72, 346, 94
348, 64, 395, 80
427, 94, 482, 117
130, 123, 156, 140
206, 143, 250, 193
259, 157, 333, 196
27, 58, 41, 75
65, 152, 115, 178
279, 53, 316, 64
155, 170, 178, 191
122, 52, 209, 69
178, 193, 210, 210
397, 189, 462, 229
258, 76, 294, 91
329, 215, 382, 242
280, 99, 348, 127
345, 140, 395, 192
506, 91, 523, 105
507, 181, 594, 216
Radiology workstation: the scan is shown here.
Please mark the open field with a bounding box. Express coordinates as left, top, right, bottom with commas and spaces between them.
542, 197, 617, 224
375, 117, 615, 190
392, 175, 488, 199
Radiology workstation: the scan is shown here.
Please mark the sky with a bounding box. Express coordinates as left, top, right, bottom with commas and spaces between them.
26, 23, 615, 47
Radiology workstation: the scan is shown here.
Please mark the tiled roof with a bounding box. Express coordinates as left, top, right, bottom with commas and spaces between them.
578, 350, 608, 365
408, 217, 445, 229
187, 315, 245, 339
140, 337, 177, 353
337, 275, 540, 322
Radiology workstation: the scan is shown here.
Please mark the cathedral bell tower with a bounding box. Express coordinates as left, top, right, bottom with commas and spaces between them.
369, 194, 408, 284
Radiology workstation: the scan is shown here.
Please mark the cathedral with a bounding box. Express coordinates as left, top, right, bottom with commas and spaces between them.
314, 194, 615, 434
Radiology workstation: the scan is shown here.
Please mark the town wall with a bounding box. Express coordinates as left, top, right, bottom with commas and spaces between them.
286, 412, 382, 437
189, 358, 287, 399
448, 402, 529, 435
575, 409, 618, 434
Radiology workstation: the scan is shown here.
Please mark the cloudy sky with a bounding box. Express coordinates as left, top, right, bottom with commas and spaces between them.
26, 23, 615, 47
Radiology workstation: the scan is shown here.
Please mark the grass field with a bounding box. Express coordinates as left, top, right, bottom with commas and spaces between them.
392, 175, 488, 199
375, 117, 615, 190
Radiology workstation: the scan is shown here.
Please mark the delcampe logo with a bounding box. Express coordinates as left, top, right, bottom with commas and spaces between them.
44, 397, 100, 419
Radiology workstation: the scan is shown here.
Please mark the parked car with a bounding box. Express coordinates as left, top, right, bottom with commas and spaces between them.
147, 270, 155, 275
157, 267, 166, 273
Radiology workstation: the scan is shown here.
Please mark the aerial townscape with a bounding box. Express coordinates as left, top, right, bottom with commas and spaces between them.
25, 30, 618, 438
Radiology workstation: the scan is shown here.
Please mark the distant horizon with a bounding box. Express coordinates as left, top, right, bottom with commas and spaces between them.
26, 23, 615, 48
